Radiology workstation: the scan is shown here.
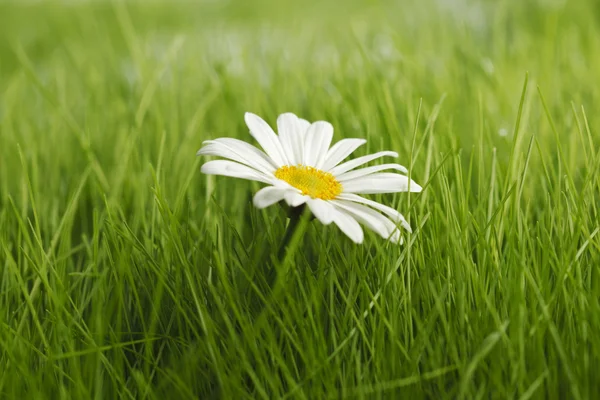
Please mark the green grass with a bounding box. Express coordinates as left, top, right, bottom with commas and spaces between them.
1, 0, 600, 398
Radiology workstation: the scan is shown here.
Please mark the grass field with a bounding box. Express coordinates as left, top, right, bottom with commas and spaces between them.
1, 0, 600, 398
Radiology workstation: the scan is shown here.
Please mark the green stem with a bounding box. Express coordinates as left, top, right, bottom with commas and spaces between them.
261, 204, 308, 293
252, 205, 309, 320
277, 206, 304, 261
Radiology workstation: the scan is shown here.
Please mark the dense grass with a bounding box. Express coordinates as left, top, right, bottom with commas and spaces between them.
1, 0, 600, 398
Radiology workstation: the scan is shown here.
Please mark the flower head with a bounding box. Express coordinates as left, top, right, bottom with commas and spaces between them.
197, 112, 422, 244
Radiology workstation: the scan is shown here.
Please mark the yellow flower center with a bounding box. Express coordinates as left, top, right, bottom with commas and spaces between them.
275, 165, 342, 200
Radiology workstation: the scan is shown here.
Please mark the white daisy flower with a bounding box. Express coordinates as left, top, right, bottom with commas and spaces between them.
197, 112, 422, 244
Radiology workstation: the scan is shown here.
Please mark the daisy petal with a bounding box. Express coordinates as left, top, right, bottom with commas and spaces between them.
331, 207, 364, 244
303, 121, 334, 168
284, 191, 309, 207
329, 151, 398, 176
197, 138, 276, 174
337, 163, 408, 182
342, 173, 422, 194
245, 112, 288, 166
277, 113, 308, 166
332, 200, 400, 242
321, 138, 367, 171
337, 193, 412, 232
201, 160, 275, 184
306, 198, 335, 225
253, 186, 287, 209
298, 118, 311, 132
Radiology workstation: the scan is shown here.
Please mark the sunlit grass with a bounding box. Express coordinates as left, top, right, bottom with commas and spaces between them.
1, 0, 599, 398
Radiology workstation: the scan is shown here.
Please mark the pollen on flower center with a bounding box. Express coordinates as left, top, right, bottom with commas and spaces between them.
275, 165, 342, 200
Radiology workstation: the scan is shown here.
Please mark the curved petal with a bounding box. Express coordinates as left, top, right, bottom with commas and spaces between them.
329, 151, 398, 176
321, 138, 367, 171
201, 160, 275, 184
337, 193, 412, 232
277, 113, 309, 166
341, 173, 422, 194
197, 138, 277, 174
337, 163, 408, 182
298, 118, 311, 132
331, 207, 364, 244
284, 191, 309, 207
245, 112, 289, 166
306, 198, 335, 225
303, 121, 334, 168
331, 200, 401, 242
253, 186, 287, 209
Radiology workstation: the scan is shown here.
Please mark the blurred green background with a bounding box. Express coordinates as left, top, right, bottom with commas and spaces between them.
1, 0, 600, 398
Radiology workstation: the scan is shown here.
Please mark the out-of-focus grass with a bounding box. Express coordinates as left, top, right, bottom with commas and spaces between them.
1, 0, 599, 398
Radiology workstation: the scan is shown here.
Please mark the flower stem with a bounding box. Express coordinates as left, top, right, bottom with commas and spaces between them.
277, 205, 305, 261
253, 205, 309, 319
260, 204, 309, 294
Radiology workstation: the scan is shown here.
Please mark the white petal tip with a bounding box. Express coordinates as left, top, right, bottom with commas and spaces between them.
252, 199, 269, 209
278, 112, 298, 119
317, 217, 335, 226
410, 183, 423, 192
312, 120, 334, 131
244, 112, 257, 123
